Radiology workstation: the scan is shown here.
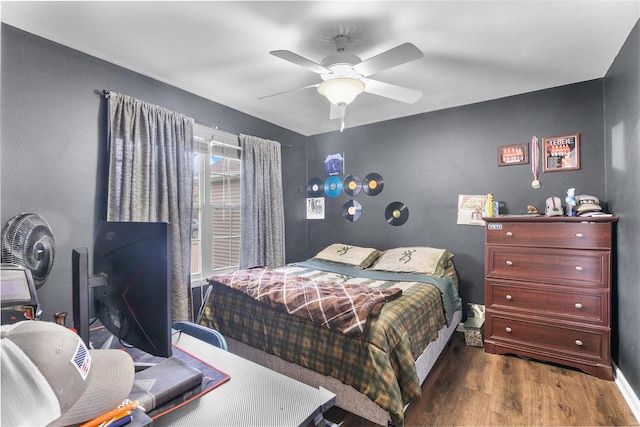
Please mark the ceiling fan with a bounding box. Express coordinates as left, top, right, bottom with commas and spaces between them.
262, 35, 424, 131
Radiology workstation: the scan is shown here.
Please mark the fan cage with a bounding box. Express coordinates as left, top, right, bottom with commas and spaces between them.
1, 213, 55, 289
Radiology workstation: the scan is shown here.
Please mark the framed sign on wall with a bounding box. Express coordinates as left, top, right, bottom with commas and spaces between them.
543, 133, 580, 172
498, 143, 529, 166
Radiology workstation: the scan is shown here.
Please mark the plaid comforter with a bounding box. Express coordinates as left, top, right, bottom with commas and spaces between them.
202, 261, 461, 426
212, 267, 403, 337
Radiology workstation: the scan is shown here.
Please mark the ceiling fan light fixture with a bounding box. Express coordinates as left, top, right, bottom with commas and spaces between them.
318, 78, 365, 106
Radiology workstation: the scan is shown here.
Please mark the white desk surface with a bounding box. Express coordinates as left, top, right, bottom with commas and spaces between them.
152, 331, 335, 426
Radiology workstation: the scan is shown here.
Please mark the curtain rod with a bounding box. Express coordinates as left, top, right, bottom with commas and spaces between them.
195, 121, 292, 148
194, 120, 239, 140
102, 90, 291, 148
194, 135, 241, 151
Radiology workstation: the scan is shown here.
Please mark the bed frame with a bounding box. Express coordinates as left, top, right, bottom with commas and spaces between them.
225, 309, 462, 426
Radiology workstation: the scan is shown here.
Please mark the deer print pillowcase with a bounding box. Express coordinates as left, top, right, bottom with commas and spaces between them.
370, 247, 453, 277
312, 243, 382, 269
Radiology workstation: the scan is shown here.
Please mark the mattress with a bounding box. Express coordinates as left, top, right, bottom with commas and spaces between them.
201, 259, 461, 426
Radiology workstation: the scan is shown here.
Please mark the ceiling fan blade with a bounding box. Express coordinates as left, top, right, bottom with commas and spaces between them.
353, 43, 423, 77
270, 50, 332, 74
258, 83, 320, 100
363, 78, 423, 104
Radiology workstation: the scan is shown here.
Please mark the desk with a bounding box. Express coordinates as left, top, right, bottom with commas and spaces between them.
152, 331, 335, 426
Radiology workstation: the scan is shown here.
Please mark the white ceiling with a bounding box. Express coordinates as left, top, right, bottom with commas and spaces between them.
2, 1, 638, 136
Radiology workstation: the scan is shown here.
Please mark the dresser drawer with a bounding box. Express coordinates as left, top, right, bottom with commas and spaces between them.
486, 246, 610, 287
486, 221, 611, 249
487, 315, 608, 361
486, 280, 608, 325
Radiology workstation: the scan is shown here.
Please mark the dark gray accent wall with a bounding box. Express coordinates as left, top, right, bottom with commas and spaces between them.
306, 80, 605, 308
2, 18, 638, 405
1, 24, 307, 322
604, 20, 640, 401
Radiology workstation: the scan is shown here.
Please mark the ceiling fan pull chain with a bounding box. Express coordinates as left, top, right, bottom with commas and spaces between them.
340, 105, 346, 132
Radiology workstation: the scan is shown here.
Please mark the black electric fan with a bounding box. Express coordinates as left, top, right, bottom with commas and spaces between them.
1, 213, 55, 289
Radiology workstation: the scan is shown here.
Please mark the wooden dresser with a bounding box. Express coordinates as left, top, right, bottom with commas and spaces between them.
483, 216, 618, 380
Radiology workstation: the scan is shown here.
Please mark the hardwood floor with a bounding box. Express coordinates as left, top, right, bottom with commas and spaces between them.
324, 332, 638, 426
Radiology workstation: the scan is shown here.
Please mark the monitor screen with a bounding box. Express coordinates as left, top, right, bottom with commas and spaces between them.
73, 221, 172, 358
1, 264, 41, 323
1, 268, 33, 302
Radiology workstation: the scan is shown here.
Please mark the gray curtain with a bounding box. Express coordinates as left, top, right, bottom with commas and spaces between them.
107, 92, 194, 321
239, 134, 286, 268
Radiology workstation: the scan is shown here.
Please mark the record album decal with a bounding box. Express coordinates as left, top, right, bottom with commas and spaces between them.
385, 202, 409, 226
343, 175, 362, 196
324, 176, 343, 198
307, 178, 324, 197
363, 173, 384, 196
324, 153, 345, 176
342, 200, 362, 222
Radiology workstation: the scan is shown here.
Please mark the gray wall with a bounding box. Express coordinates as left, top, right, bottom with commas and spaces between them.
0, 24, 307, 322
604, 20, 640, 402
306, 80, 606, 307
2, 18, 638, 403
300, 18, 639, 402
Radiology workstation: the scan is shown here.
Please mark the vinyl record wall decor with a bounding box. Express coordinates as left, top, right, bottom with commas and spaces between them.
307, 178, 324, 197
307, 166, 405, 226
363, 173, 384, 196
343, 175, 362, 196
324, 176, 343, 197
342, 200, 362, 222
385, 201, 409, 226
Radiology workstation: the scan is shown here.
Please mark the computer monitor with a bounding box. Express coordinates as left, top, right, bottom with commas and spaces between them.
72, 221, 172, 358
1, 264, 41, 324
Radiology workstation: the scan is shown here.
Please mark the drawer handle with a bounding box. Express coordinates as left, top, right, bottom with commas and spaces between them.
506, 260, 513, 266
574, 302, 583, 309
505, 294, 513, 301
575, 265, 584, 271
575, 339, 583, 346
506, 232, 513, 237
575, 232, 584, 238
505, 327, 512, 333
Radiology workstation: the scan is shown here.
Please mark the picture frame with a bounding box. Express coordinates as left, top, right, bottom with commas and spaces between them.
543, 133, 580, 172
456, 194, 489, 226
498, 143, 529, 166
306, 197, 325, 220
324, 152, 344, 176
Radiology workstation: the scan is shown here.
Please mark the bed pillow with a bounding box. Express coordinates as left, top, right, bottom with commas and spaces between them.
312, 243, 381, 269
370, 246, 453, 276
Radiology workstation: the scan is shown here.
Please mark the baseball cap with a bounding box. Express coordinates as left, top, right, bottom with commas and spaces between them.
576, 195, 602, 214
1, 321, 135, 426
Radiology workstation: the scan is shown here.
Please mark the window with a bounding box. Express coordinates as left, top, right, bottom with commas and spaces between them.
192, 124, 241, 285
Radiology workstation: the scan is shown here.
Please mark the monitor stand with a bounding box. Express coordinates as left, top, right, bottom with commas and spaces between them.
91, 328, 160, 372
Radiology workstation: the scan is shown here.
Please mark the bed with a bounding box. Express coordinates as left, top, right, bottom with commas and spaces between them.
198, 244, 463, 426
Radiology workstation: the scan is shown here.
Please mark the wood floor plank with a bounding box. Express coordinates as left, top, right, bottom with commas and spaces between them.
328, 332, 638, 426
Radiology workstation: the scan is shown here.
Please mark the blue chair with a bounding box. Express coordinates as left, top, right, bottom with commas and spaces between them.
172, 321, 228, 351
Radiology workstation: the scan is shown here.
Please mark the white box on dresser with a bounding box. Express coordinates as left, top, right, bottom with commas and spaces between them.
483, 216, 618, 380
